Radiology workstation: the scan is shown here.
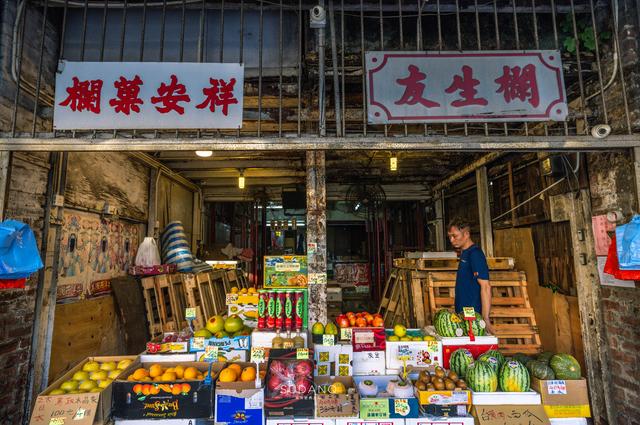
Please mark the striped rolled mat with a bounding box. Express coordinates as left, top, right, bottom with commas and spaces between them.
161, 221, 194, 272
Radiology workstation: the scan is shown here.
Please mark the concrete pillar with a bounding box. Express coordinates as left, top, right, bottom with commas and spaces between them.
306, 151, 327, 324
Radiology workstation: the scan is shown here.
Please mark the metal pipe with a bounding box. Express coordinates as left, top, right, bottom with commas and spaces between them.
328, 0, 342, 137
318, 0, 327, 137
492, 176, 566, 222
32, 0, 49, 136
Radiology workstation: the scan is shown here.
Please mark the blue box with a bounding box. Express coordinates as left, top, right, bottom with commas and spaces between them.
190, 335, 251, 353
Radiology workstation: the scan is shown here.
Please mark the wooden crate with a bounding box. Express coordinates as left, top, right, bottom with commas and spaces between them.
426, 270, 542, 355
393, 257, 515, 270
377, 269, 428, 328
140, 276, 164, 337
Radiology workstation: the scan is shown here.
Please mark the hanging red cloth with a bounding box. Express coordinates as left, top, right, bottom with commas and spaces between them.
604, 234, 640, 280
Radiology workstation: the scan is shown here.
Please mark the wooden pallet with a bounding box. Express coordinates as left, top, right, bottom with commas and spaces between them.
426, 270, 542, 355
140, 277, 163, 338
377, 269, 428, 328
393, 257, 515, 270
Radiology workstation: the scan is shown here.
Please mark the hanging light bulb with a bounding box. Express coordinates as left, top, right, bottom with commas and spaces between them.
195, 150, 213, 158
238, 170, 245, 189
390, 155, 398, 171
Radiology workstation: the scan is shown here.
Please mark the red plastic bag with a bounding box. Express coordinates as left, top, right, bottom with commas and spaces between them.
604, 235, 640, 280
0, 278, 26, 289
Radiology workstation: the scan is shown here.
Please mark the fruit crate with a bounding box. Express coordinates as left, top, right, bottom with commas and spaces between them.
29, 356, 137, 425
426, 270, 542, 355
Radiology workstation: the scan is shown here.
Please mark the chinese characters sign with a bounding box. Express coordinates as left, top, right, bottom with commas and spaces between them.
366, 51, 566, 123
54, 61, 243, 129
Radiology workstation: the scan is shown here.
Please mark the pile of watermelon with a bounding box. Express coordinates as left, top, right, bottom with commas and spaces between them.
458, 348, 530, 392
433, 308, 487, 337
514, 351, 582, 380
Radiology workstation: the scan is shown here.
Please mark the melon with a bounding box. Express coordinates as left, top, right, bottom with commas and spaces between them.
433, 309, 464, 337
527, 360, 556, 380
499, 360, 530, 392
466, 361, 498, 392
537, 351, 554, 365
459, 311, 486, 336
477, 349, 506, 373
550, 354, 581, 380
449, 348, 474, 378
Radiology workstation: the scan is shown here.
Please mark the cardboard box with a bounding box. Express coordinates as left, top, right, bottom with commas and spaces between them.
29, 355, 138, 425
335, 420, 404, 425
353, 376, 420, 419
336, 420, 403, 425
264, 255, 308, 287
385, 330, 442, 369
139, 353, 196, 363
352, 351, 385, 375
215, 362, 265, 425
112, 361, 224, 420
264, 350, 315, 418
471, 391, 541, 405
196, 349, 248, 362
229, 302, 259, 327
267, 420, 335, 425
314, 343, 353, 377
531, 378, 591, 418
472, 405, 550, 425
422, 405, 471, 417
251, 330, 308, 349
315, 376, 359, 418
352, 328, 386, 352
406, 416, 474, 425
115, 420, 212, 425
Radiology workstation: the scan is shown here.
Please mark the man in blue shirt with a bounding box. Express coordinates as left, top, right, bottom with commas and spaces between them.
447, 217, 495, 334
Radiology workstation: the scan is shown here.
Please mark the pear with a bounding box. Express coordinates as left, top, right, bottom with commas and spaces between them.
108, 369, 122, 379
99, 361, 117, 371
117, 359, 133, 370
49, 389, 66, 395
78, 380, 98, 391
82, 361, 100, 372
90, 370, 108, 381
97, 379, 113, 389
59, 380, 79, 391
72, 370, 90, 381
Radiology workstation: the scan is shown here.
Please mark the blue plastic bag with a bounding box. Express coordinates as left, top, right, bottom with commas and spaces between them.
0, 220, 44, 279
616, 215, 640, 270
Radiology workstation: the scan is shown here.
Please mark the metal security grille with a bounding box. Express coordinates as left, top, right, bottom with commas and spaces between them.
3, 0, 639, 147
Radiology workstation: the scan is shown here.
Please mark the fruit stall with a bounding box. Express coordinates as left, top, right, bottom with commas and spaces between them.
29, 257, 591, 425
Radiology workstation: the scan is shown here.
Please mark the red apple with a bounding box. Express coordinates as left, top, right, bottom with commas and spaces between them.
336, 316, 350, 328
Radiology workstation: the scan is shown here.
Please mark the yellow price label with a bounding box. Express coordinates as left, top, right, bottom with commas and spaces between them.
297, 348, 309, 359
204, 345, 219, 361
340, 327, 353, 341
462, 307, 476, 319
49, 419, 65, 425
250, 347, 266, 363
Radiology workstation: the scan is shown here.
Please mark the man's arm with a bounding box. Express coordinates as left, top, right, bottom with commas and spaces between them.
478, 278, 494, 334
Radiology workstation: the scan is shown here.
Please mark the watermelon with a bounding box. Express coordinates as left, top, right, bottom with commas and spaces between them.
459, 311, 486, 336
512, 353, 534, 366
434, 309, 464, 337
499, 360, 530, 392
466, 361, 498, 392
550, 354, 581, 380
479, 349, 506, 370
527, 360, 556, 380
450, 348, 474, 378
537, 351, 554, 365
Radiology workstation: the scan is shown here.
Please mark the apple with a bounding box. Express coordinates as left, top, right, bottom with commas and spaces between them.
205, 315, 225, 334
336, 316, 350, 328
294, 361, 312, 377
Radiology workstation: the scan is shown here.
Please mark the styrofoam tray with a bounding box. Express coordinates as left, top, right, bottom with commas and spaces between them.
472, 391, 541, 405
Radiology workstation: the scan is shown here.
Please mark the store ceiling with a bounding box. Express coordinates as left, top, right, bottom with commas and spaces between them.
153, 151, 480, 202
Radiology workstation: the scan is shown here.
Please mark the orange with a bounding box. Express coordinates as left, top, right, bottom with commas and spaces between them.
160, 371, 177, 382
183, 367, 199, 380
132, 368, 149, 381
228, 364, 242, 375
149, 364, 164, 378
174, 365, 185, 379
171, 384, 182, 395
219, 367, 238, 383
240, 367, 257, 382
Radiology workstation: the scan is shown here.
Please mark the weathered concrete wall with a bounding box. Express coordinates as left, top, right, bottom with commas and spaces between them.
0, 152, 50, 424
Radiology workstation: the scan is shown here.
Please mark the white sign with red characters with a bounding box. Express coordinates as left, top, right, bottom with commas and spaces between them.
366, 51, 567, 123
54, 61, 243, 129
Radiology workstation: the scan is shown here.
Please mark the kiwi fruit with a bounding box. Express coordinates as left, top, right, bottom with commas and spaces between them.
457, 380, 467, 390
448, 371, 459, 381
434, 367, 446, 378
434, 380, 446, 390
426, 384, 436, 391
416, 381, 427, 391
445, 380, 456, 390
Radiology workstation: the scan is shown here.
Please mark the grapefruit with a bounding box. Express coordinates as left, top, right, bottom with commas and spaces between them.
224, 315, 244, 333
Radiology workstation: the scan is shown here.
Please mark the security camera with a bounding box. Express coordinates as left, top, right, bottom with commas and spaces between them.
591, 124, 611, 139
310, 5, 326, 28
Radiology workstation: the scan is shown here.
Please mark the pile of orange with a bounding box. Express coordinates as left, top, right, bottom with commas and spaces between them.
219, 363, 261, 383
127, 364, 204, 382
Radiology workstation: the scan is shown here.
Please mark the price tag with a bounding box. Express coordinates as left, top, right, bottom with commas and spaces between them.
250, 347, 266, 363
462, 307, 476, 319
397, 344, 411, 360
72, 408, 86, 420
394, 398, 410, 416
185, 307, 196, 321
353, 330, 374, 344
547, 380, 568, 395
297, 348, 309, 359
322, 334, 335, 346
226, 293, 239, 304
204, 345, 219, 361
191, 337, 205, 351
340, 327, 353, 341
49, 418, 65, 425
427, 340, 440, 351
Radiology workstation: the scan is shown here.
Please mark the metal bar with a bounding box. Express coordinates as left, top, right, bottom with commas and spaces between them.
341, 0, 346, 136
417, 0, 427, 136
196, 0, 205, 139
380, 0, 387, 137
32, 0, 50, 136
140, 0, 148, 60
474, 0, 488, 136
511, 0, 528, 136
436, 0, 447, 136
569, 0, 589, 134
100, 0, 108, 60
360, 0, 367, 135
118, 0, 128, 61
587, 0, 608, 124
530, 0, 549, 137
318, 0, 326, 136
297, 0, 302, 136
610, 0, 633, 134
237, 0, 244, 138
279, 0, 283, 136
258, 0, 264, 136
2, 135, 639, 151
329, 0, 342, 136
159, 0, 167, 61
80, 0, 89, 60
180, 0, 186, 61
493, 0, 507, 136
454, 0, 467, 136
549, 0, 569, 136
10, 0, 27, 136
399, 0, 408, 137
219, 0, 225, 62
